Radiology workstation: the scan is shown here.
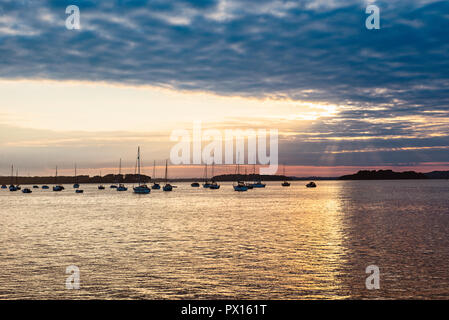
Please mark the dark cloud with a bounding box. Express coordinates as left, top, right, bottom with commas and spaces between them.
0, 0, 448, 169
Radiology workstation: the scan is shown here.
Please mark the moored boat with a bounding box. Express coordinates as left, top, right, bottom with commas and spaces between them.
306, 181, 317, 188
281, 164, 290, 187
209, 181, 220, 189
133, 147, 151, 194
117, 183, 128, 191
73, 164, 84, 193
251, 180, 266, 188
249, 164, 266, 188
163, 160, 173, 192
98, 171, 105, 190
151, 161, 161, 189
152, 183, 161, 190
73, 164, 80, 189
234, 181, 248, 192
9, 165, 17, 191
53, 166, 64, 192
202, 163, 211, 188
209, 162, 220, 190
133, 185, 150, 194
233, 162, 248, 192
116, 159, 128, 192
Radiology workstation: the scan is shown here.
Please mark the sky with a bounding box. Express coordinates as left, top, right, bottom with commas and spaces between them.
0, 0, 448, 177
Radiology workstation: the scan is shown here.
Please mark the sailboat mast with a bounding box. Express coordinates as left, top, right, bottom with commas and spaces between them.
165, 160, 168, 183
119, 158, 122, 183
137, 147, 141, 185
237, 150, 241, 177
153, 160, 156, 181
10, 165, 13, 185
252, 152, 257, 180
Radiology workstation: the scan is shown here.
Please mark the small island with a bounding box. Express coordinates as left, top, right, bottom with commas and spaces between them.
339, 170, 428, 180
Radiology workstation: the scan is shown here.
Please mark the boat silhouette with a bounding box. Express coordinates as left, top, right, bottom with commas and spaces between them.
133, 147, 150, 194
163, 160, 173, 192
151, 160, 161, 189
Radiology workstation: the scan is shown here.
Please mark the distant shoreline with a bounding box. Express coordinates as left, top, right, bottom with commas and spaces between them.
0, 174, 324, 185
1, 170, 448, 185
339, 169, 449, 180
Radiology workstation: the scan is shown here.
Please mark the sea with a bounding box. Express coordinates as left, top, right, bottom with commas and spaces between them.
1, 180, 448, 299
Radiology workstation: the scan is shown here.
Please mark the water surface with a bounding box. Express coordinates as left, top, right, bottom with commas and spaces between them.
1, 180, 448, 299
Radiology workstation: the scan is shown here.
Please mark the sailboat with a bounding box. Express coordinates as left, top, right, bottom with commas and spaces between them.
202, 163, 211, 188
281, 164, 291, 187
73, 164, 80, 188
98, 171, 105, 190
249, 163, 266, 188
117, 158, 128, 191
9, 165, 18, 192
53, 166, 64, 192
110, 160, 119, 189
73, 164, 84, 193
233, 162, 248, 192
209, 162, 220, 189
133, 147, 150, 194
15, 169, 21, 190
151, 160, 161, 189
163, 160, 173, 191
22, 171, 32, 193
243, 166, 253, 189
1, 184, 6, 189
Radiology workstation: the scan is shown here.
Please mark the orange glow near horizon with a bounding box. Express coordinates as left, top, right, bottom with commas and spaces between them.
7, 163, 449, 179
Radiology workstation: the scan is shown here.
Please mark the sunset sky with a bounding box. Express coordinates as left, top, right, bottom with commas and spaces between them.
1, 0, 448, 177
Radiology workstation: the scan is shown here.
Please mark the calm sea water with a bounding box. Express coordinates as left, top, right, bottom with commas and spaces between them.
1, 180, 449, 299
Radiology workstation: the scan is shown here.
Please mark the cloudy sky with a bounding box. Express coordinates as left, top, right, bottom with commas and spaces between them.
0, 0, 448, 177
